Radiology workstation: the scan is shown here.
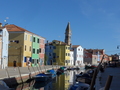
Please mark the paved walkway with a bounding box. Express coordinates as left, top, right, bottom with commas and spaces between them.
96, 66, 120, 90
0, 65, 60, 80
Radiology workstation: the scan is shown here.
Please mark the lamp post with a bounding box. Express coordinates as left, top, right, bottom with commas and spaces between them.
117, 45, 120, 49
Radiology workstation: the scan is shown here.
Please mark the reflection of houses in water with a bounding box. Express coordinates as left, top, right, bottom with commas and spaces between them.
65, 71, 70, 90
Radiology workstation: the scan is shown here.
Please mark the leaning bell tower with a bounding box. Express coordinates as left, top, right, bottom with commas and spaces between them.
64, 22, 72, 45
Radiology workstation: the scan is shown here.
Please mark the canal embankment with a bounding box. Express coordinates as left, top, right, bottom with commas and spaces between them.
95, 66, 120, 90
0, 65, 61, 87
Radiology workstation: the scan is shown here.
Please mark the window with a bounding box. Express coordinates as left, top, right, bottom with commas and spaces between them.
25, 35, 27, 40
29, 46, 31, 51
53, 53, 56, 58
78, 49, 80, 51
25, 45, 26, 51
37, 49, 39, 54
37, 38, 39, 43
33, 49, 35, 53
66, 53, 67, 56
39, 48, 41, 53
37, 59, 39, 63
33, 37, 35, 42
68, 53, 70, 56
32, 59, 34, 63
30, 36, 32, 41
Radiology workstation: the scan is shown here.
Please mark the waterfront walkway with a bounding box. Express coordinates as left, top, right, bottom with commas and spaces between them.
96, 66, 120, 90
0, 65, 60, 80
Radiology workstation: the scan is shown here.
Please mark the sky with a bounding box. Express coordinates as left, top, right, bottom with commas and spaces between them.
1, 0, 120, 55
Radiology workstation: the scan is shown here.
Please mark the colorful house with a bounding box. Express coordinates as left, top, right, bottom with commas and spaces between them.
45, 41, 54, 65
84, 49, 105, 65
0, 24, 9, 69
31, 35, 40, 67
39, 36, 45, 65
71, 45, 84, 66
45, 40, 70, 66
70, 50, 74, 65
5, 24, 45, 67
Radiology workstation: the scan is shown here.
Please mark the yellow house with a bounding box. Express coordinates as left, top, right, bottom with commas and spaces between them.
5, 24, 32, 67
52, 40, 70, 66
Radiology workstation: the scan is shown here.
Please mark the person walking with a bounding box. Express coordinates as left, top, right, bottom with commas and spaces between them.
13, 60, 17, 71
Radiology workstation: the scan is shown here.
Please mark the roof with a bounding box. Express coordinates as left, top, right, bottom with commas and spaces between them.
53, 40, 67, 45
4, 24, 45, 39
84, 49, 105, 55
72, 45, 80, 48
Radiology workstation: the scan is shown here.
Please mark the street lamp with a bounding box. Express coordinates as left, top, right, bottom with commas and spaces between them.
117, 45, 120, 49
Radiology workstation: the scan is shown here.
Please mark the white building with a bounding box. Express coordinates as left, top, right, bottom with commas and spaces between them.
0, 23, 9, 69
72, 45, 84, 66
70, 50, 74, 65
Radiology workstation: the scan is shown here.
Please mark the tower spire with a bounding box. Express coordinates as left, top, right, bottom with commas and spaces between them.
64, 22, 72, 45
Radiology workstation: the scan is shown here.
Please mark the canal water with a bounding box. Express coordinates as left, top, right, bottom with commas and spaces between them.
13, 70, 85, 90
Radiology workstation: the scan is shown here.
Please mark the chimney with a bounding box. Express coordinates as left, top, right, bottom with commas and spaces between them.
0, 23, 2, 27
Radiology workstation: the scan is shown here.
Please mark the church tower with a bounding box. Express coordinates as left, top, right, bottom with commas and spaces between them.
64, 22, 72, 45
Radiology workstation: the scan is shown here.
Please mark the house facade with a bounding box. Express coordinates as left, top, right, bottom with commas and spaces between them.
70, 50, 74, 65
0, 26, 9, 69
45, 40, 70, 66
45, 41, 54, 65
23, 32, 32, 67
31, 35, 40, 67
84, 49, 105, 65
39, 37, 45, 65
5, 24, 45, 67
71, 45, 84, 66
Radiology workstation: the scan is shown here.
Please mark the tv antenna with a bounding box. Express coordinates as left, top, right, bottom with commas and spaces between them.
4, 17, 9, 25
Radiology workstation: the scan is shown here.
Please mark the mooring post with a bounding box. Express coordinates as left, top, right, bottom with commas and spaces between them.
90, 69, 97, 90
28, 67, 32, 79
38, 64, 42, 73
18, 66, 23, 83
44, 65, 47, 72
104, 75, 113, 90
32, 66, 37, 75
5, 68, 10, 78
37, 65, 40, 74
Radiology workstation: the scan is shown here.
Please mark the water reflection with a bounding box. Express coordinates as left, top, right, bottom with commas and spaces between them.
14, 70, 85, 90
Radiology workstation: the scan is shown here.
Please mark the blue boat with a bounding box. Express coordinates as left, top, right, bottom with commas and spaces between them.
47, 69, 56, 79
33, 73, 52, 82
69, 82, 90, 90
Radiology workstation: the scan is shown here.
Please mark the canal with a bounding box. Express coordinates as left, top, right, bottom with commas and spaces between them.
12, 70, 85, 90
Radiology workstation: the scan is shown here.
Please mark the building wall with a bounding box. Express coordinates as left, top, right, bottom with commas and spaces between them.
2, 28, 9, 68
8, 32, 24, 67
72, 46, 84, 66
0, 31, 2, 67
45, 43, 54, 65
84, 51, 92, 64
23, 32, 32, 67
39, 37, 45, 65
65, 46, 70, 66
31, 35, 40, 67
70, 51, 74, 65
